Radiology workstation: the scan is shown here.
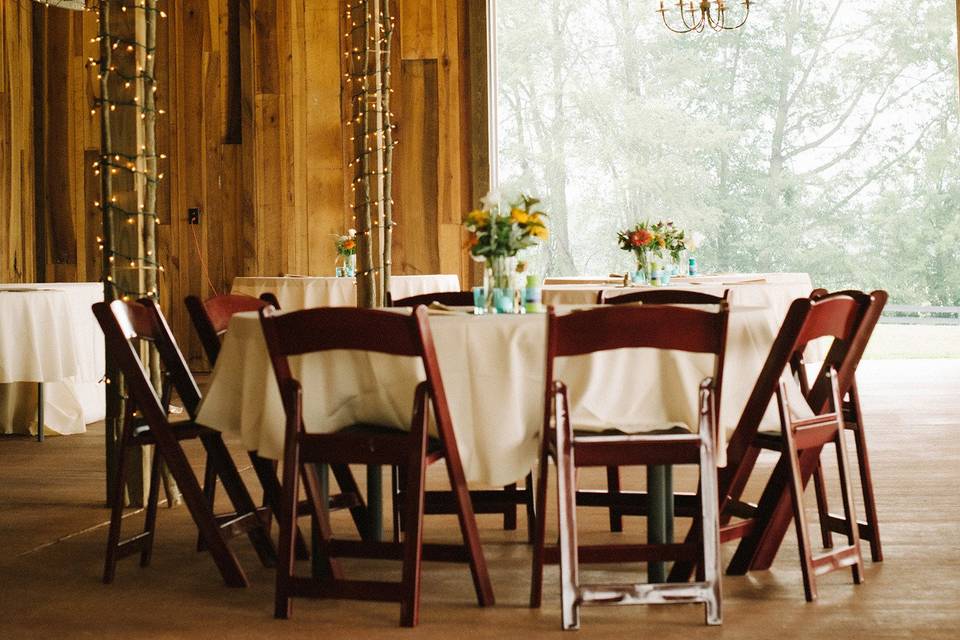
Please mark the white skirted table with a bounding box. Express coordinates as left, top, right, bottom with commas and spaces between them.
543, 273, 815, 319
197, 304, 810, 485
0, 284, 105, 439
231, 274, 461, 310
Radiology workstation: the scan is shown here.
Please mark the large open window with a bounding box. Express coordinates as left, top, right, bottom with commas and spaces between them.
494, 0, 960, 318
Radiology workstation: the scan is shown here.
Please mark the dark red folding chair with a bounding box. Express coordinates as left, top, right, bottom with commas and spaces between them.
186, 293, 370, 559
804, 289, 887, 562
93, 299, 275, 587
595, 288, 729, 534
668, 292, 875, 600
530, 303, 729, 629
260, 305, 494, 626
391, 291, 535, 541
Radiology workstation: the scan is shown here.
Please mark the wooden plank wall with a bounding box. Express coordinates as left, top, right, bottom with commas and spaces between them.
12, 0, 480, 364
0, 1, 34, 284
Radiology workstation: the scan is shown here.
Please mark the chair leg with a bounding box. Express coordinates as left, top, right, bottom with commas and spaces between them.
833, 430, 864, 586
784, 429, 817, 602
848, 387, 883, 561
555, 421, 580, 631
103, 422, 133, 584
201, 433, 276, 567
529, 438, 551, 608
149, 428, 248, 588
196, 451, 218, 552
248, 452, 310, 560
503, 483, 518, 531
812, 463, 833, 548
391, 465, 402, 544
606, 465, 623, 532
274, 439, 300, 619
524, 472, 536, 544
698, 435, 722, 625
399, 434, 428, 627
140, 447, 162, 568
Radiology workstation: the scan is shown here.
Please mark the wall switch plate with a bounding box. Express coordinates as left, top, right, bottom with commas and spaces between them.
188, 207, 200, 225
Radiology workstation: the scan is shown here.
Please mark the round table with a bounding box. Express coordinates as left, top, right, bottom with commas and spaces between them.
197, 305, 811, 484
231, 274, 461, 310
0, 288, 91, 439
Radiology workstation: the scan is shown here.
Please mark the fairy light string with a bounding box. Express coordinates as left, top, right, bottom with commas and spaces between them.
87, 0, 167, 302
343, 0, 398, 293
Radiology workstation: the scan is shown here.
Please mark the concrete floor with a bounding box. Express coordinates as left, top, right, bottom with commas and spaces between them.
1, 360, 958, 639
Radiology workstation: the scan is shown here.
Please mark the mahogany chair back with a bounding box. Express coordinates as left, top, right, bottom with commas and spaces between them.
185, 292, 279, 367
598, 288, 729, 306
258, 304, 493, 625
390, 290, 476, 308
547, 303, 729, 426
532, 303, 730, 628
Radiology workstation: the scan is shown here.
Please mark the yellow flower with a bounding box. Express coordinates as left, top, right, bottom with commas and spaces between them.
530, 224, 549, 240
510, 207, 530, 224
529, 211, 544, 226
466, 209, 489, 228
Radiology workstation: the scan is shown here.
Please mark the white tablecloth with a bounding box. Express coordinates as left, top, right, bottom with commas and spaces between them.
543, 273, 813, 319
231, 275, 461, 310
197, 305, 811, 486
0, 283, 105, 436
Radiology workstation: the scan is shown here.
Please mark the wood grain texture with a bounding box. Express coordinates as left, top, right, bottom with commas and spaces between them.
11, 0, 480, 363
0, 0, 34, 283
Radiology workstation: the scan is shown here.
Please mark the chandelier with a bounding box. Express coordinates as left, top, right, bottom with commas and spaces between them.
658, 0, 751, 33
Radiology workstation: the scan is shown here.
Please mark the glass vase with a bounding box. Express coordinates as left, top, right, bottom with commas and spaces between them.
484, 255, 516, 314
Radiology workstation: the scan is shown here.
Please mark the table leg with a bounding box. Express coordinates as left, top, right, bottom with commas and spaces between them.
311, 463, 330, 579
366, 465, 383, 542
647, 464, 674, 583
36, 383, 44, 442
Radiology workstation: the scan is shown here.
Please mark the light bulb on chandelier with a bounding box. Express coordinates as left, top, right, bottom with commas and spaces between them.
658, 0, 750, 34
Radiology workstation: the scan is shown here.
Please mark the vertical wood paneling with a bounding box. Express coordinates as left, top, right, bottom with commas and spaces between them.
11, 0, 481, 363
0, 0, 34, 284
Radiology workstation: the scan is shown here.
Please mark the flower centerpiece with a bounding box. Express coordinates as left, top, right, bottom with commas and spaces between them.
617, 220, 686, 284
333, 229, 357, 277
464, 192, 548, 312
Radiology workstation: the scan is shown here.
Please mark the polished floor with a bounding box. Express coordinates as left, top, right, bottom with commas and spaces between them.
1, 360, 958, 639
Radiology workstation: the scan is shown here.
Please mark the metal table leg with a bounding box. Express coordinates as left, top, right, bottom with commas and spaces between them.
647, 464, 674, 582
36, 382, 44, 442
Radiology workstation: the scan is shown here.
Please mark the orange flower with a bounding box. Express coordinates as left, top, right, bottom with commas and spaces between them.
342, 239, 356, 251
630, 229, 652, 247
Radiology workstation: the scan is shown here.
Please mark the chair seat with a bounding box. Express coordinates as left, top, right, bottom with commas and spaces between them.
333, 424, 443, 454
573, 425, 693, 438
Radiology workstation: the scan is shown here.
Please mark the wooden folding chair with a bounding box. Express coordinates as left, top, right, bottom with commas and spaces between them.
596, 288, 728, 535
668, 292, 873, 600
805, 289, 887, 562
530, 304, 729, 629
391, 291, 536, 541
598, 288, 729, 306
93, 299, 276, 587
186, 293, 369, 559
260, 305, 494, 626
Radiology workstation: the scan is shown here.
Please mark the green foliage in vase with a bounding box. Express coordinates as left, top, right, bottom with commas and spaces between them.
465, 193, 549, 259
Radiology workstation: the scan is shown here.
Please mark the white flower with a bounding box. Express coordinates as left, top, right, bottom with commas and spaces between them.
480, 189, 501, 211
686, 231, 705, 253
348, 228, 357, 237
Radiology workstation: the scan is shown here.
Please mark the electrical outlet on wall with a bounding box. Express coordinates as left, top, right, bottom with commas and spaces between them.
188, 207, 200, 225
